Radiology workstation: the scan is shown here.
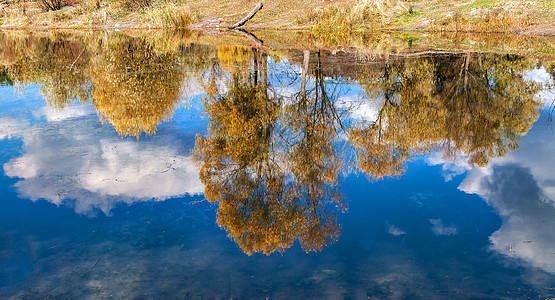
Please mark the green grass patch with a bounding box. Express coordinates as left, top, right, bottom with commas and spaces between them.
466, 0, 502, 8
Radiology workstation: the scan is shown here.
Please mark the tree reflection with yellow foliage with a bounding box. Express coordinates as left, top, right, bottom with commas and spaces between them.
91, 38, 187, 137
0, 32, 205, 137
194, 48, 542, 254
281, 50, 344, 253
194, 48, 343, 255
351, 52, 541, 179
2, 34, 92, 109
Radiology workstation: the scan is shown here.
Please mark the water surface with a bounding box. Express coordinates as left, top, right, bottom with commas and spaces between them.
0, 30, 554, 299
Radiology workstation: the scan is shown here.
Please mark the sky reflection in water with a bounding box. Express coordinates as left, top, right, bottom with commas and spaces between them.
0, 31, 554, 299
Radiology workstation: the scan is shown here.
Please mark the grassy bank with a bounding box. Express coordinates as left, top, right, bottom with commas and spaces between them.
0, 0, 553, 36
304, 0, 554, 35
0, 0, 193, 28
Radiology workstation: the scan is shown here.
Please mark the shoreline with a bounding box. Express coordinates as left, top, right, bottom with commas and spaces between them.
1, 27, 554, 60
1, 24, 554, 37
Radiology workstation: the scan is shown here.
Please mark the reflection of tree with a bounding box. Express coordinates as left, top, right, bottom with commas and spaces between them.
351, 56, 439, 179
546, 62, 555, 83
91, 38, 186, 137
0, 33, 213, 137
282, 50, 344, 252
4, 35, 92, 108
195, 49, 541, 254
351, 53, 541, 179
438, 53, 540, 165
194, 48, 342, 255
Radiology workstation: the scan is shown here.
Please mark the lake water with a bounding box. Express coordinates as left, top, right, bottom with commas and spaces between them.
0, 30, 554, 299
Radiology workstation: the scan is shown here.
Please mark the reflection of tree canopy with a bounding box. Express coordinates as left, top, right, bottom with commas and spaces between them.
0, 32, 210, 137
281, 51, 345, 253
91, 38, 186, 137
195, 49, 542, 254
3, 34, 92, 108
194, 49, 343, 255
351, 52, 541, 178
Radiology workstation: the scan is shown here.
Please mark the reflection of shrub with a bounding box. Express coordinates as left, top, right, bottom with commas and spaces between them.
11, 37, 92, 108
217, 46, 251, 74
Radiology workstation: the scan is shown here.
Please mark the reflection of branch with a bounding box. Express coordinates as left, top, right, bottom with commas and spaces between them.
69, 48, 86, 71
317, 73, 345, 133
389, 50, 473, 57
232, 28, 264, 47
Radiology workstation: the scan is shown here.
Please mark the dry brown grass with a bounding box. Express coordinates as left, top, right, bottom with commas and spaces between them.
188, 0, 332, 29
304, 0, 407, 35
145, 1, 191, 28
0, 0, 192, 28
428, 9, 533, 33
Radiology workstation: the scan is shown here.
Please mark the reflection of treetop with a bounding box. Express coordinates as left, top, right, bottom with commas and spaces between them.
92, 38, 186, 137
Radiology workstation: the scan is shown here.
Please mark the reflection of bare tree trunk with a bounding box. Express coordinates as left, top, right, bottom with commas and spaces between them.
206, 62, 219, 98
315, 51, 321, 103
301, 50, 310, 99
260, 51, 268, 101
377, 52, 392, 142
464, 52, 470, 89
253, 49, 259, 85
383, 51, 392, 107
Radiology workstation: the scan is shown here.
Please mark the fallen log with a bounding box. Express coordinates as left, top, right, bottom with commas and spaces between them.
228, 2, 263, 29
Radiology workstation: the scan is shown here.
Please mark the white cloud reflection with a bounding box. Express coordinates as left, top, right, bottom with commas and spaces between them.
524, 66, 554, 107
429, 218, 458, 236
336, 92, 381, 125
387, 224, 406, 236
0, 116, 29, 139
38, 104, 95, 122
3, 113, 203, 215
457, 112, 555, 274
427, 151, 472, 182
